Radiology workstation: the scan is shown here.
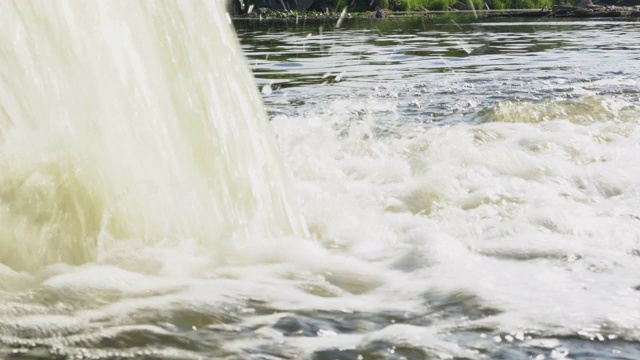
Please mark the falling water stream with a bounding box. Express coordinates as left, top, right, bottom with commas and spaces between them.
1, 2, 640, 359
0, 1, 306, 273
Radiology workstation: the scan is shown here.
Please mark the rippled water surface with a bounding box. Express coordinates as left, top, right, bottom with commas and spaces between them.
2, 14, 640, 360
238, 18, 640, 121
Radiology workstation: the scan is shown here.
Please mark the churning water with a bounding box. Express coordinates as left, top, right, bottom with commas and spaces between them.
1, 2, 640, 359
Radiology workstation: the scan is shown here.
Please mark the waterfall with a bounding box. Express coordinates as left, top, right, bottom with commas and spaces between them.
0, 1, 306, 271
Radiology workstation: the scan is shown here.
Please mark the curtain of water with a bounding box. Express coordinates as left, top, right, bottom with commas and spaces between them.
0, 1, 306, 271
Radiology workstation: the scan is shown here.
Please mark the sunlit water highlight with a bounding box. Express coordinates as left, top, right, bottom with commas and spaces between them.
1, 6, 640, 360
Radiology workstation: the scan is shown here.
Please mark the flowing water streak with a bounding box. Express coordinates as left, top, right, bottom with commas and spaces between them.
0, 1, 306, 272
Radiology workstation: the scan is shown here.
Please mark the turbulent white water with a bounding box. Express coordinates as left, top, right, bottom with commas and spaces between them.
2, 2, 640, 360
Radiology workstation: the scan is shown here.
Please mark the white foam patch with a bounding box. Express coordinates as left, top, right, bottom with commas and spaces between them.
268, 95, 640, 339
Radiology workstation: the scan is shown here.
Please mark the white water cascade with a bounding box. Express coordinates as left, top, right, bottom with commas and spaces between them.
0, 1, 306, 272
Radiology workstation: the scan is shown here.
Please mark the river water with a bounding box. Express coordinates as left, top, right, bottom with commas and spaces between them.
233, 17, 640, 359
2, 8, 640, 360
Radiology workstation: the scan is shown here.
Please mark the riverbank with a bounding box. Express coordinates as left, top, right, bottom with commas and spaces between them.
233, 5, 640, 19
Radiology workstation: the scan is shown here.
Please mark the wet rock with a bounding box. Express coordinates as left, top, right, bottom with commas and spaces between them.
259, 0, 315, 12
454, 1, 470, 10
575, 0, 594, 6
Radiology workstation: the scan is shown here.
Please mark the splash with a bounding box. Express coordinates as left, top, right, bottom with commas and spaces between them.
480, 96, 636, 125
0, 1, 306, 271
